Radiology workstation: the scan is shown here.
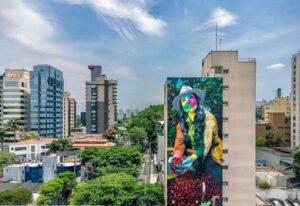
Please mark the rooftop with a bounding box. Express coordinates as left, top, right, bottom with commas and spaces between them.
257, 147, 292, 156
13, 138, 56, 145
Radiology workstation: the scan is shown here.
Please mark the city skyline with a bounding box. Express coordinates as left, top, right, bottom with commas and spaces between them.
0, 1, 300, 112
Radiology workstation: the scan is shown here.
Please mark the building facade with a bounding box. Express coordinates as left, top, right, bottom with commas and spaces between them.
9, 138, 55, 161
0, 69, 30, 141
63, 91, 76, 137
202, 51, 256, 205
291, 52, 300, 148
30, 65, 64, 138
80, 112, 86, 126
262, 97, 290, 122
86, 66, 117, 134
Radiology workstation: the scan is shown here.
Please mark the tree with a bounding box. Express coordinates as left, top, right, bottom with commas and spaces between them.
293, 147, 300, 180
136, 184, 164, 206
258, 181, 272, 189
37, 171, 76, 205
0, 151, 16, 177
0, 188, 32, 205
5, 119, 22, 143
103, 127, 117, 142
264, 130, 285, 147
20, 131, 39, 141
0, 128, 6, 151
48, 138, 73, 153
70, 173, 140, 205
256, 136, 267, 147
129, 127, 147, 149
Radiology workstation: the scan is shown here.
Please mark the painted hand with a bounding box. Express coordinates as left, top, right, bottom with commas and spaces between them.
176, 154, 197, 174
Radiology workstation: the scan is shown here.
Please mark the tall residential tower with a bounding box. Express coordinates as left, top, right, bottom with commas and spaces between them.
30, 65, 64, 138
202, 51, 256, 205
291, 52, 300, 147
86, 66, 117, 134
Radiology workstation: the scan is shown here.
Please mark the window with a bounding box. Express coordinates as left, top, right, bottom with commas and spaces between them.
223, 85, 229, 90
222, 165, 228, 170
14, 147, 27, 151
214, 66, 223, 74
5, 81, 18, 87
223, 117, 229, 122
223, 149, 228, 154
223, 133, 229, 138
223, 101, 229, 106
223, 181, 229, 186
223, 197, 228, 202
223, 69, 229, 74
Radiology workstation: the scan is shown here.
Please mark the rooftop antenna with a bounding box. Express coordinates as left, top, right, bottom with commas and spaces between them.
215, 23, 218, 51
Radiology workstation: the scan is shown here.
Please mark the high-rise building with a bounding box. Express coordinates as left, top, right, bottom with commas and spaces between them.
202, 51, 256, 205
291, 52, 300, 147
80, 112, 86, 126
88, 65, 102, 81
277, 88, 282, 98
64, 91, 77, 137
30, 65, 64, 138
0, 69, 30, 141
86, 66, 117, 134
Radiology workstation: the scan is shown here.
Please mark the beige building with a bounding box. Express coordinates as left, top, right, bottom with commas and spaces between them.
86, 66, 117, 134
291, 52, 300, 148
64, 92, 76, 138
0, 69, 30, 141
202, 51, 256, 205
262, 97, 290, 122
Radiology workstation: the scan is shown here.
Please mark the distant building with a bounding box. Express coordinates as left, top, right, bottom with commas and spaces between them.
80, 112, 86, 126
63, 92, 76, 138
71, 134, 116, 150
262, 97, 290, 122
88, 65, 102, 81
86, 66, 117, 134
291, 52, 300, 147
9, 138, 55, 161
277, 88, 282, 98
30, 65, 64, 138
202, 51, 256, 205
0, 69, 31, 141
256, 113, 291, 145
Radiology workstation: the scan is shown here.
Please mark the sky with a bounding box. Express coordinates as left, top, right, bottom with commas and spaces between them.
0, 0, 300, 113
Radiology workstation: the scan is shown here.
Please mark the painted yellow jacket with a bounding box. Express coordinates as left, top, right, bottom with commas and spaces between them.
173, 111, 223, 163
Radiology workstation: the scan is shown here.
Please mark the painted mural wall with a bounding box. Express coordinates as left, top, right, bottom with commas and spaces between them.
166, 77, 223, 206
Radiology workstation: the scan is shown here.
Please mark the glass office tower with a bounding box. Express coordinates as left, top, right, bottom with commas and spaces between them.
30, 65, 64, 137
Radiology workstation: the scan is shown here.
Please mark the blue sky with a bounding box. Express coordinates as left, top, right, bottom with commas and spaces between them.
0, 0, 300, 113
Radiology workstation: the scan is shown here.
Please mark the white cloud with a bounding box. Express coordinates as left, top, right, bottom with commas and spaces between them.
63, 0, 166, 39
0, 0, 64, 54
267, 63, 285, 70
202, 7, 238, 29
150, 66, 165, 72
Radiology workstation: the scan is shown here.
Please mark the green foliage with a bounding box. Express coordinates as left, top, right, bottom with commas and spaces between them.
81, 146, 143, 177
103, 127, 118, 142
129, 127, 147, 149
5, 118, 23, 143
264, 130, 285, 147
0, 188, 32, 205
256, 136, 267, 147
258, 181, 272, 189
293, 147, 300, 180
70, 173, 164, 206
37, 171, 76, 205
128, 105, 163, 153
48, 138, 73, 153
0, 151, 16, 177
0, 128, 6, 151
20, 131, 39, 141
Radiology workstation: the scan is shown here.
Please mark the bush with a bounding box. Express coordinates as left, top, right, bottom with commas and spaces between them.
258, 181, 272, 189
0, 188, 32, 205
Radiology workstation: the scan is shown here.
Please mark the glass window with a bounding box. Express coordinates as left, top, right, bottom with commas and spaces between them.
5, 81, 18, 87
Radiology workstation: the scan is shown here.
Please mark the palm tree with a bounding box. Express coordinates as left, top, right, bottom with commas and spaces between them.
5, 119, 22, 143
0, 128, 6, 150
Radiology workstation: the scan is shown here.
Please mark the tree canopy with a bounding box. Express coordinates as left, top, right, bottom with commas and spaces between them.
48, 138, 73, 153
0, 151, 16, 177
293, 147, 300, 180
81, 146, 143, 177
0, 188, 32, 205
256, 130, 286, 147
20, 131, 39, 141
70, 173, 163, 206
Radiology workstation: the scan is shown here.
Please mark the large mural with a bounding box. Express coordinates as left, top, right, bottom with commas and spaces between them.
166, 77, 223, 206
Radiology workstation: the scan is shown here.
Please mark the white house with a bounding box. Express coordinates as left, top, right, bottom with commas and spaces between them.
9, 138, 55, 161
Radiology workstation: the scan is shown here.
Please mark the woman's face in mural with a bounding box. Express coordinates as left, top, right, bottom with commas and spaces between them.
181, 93, 198, 113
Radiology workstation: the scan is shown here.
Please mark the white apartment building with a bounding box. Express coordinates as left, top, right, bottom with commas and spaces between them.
64, 91, 77, 137
291, 52, 300, 147
202, 51, 256, 205
9, 138, 55, 161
